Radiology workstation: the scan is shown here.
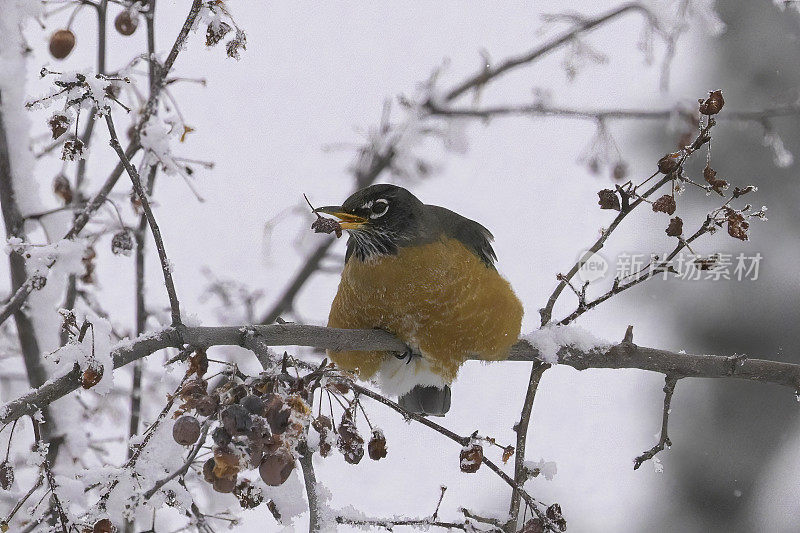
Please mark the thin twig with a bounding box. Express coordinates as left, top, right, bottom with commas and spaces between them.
31, 419, 68, 533
104, 111, 182, 326
442, 3, 660, 102
298, 441, 320, 533
506, 362, 549, 532
633, 375, 679, 470
143, 422, 209, 500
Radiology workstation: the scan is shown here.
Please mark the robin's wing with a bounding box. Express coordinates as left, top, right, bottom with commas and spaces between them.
426, 205, 497, 268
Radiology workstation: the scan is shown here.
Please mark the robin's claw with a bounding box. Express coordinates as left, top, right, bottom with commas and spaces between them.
395, 347, 415, 364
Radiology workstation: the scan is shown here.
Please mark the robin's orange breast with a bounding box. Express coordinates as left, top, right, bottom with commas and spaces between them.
327, 237, 523, 381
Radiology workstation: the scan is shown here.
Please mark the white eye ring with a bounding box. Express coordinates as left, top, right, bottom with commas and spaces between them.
368, 198, 389, 219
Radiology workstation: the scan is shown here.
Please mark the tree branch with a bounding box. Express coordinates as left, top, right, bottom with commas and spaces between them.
426, 102, 800, 123
506, 362, 549, 532
104, 111, 182, 326
633, 375, 678, 470
2, 324, 798, 425
298, 442, 320, 533
441, 3, 660, 102
0, 92, 46, 390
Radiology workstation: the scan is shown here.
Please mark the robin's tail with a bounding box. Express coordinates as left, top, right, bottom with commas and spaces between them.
398, 385, 451, 416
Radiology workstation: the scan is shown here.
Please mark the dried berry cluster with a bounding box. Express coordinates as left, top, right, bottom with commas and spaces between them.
598, 90, 764, 243
310, 390, 387, 465
28, 70, 130, 161
170, 362, 314, 497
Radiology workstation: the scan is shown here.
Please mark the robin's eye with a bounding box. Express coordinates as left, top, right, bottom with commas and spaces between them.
369, 199, 388, 218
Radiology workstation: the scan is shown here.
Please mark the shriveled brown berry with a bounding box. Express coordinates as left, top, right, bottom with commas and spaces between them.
546, 503, 567, 532
727, 210, 750, 241
213, 474, 237, 493
180, 378, 207, 398
234, 480, 264, 509
62, 138, 85, 161
703, 165, 728, 195
312, 415, 332, 433
519, 519, 545, 533
311, 216, 343, 238
666, 216, 683, 237
0, 461, 14, 490
195, 395, 218, 417
114, 9, 139, 36
212, 426, 232, 447
49, 113, 70, 140
187, 349, 208, 377
206, 21, 232, 46
213, 447, 241, 479
259, 449, 295, 486
49, 29, 76, 59
81, 246, 96, 284
172, 415, 201, 446
93, 518, 116, 533
264, 395, 290, 435
81, 365, 103, 389
221, 405, 252, 436
459, 442, 483, 473
657, 152, 681, 174
367, 429, 387, 461
337, 411, 364, 465
652, 194, 676, 215
699, 89, 724, 115
598, 189, 620, 211
111, 230, 133, 256
202, 458, 217, 483
53, 173, 73, 204
240, 394, 265, 415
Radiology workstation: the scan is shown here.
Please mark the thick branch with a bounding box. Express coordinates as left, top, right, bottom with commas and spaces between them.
3, 324, 799, 426
0, 93, 46, 389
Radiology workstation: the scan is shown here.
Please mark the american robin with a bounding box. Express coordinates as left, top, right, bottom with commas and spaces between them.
316, 184, 523, 416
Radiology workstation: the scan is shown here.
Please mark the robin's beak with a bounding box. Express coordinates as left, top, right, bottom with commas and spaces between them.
313, 206, 368, 230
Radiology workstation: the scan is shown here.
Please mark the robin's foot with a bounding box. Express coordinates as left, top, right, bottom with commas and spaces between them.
394, 347, 416, 365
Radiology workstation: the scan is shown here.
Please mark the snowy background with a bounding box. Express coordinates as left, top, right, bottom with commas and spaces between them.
2, 0, 800, 531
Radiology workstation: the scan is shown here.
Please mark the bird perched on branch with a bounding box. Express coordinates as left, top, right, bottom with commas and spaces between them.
316, 184, 522, 416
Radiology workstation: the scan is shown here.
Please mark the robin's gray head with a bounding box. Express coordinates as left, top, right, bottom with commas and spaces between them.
315, 183, 497, 266
315, 184, 426, 260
